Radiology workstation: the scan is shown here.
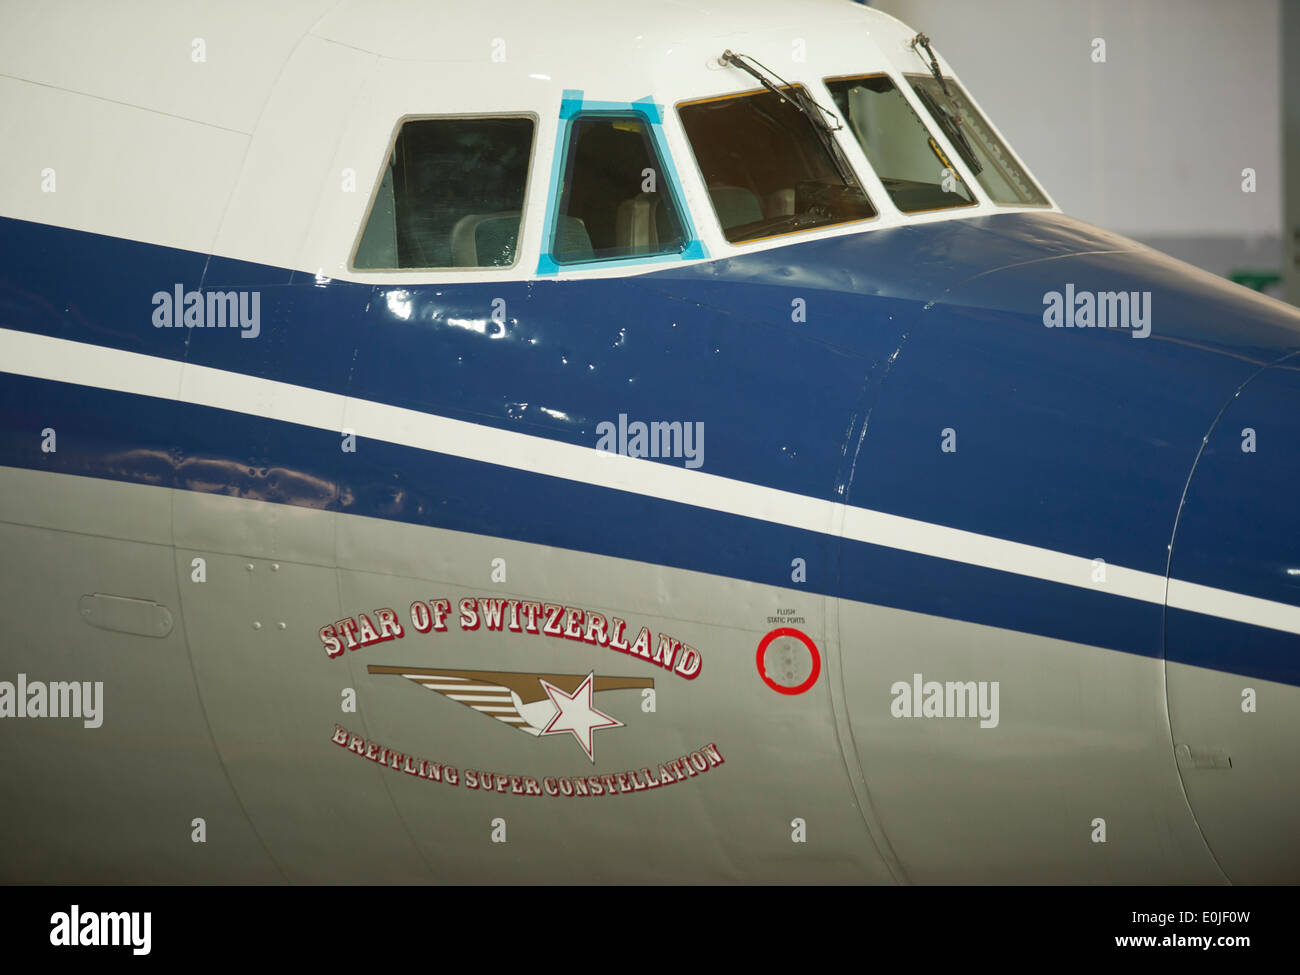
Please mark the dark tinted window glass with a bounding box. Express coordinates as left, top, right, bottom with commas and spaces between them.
553, 115, 687, 263
678, 86, 876, 243
826, 75, 975, 213
354, 117, 534, 269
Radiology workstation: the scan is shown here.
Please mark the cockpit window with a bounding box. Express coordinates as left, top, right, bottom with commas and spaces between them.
353, 116, 534, 269
678, 86, 876, 243
551, 114, 689, 263
906, 75, 1048, 207
825, 75, 976, 214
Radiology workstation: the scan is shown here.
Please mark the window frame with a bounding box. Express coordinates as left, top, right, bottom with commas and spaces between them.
674, 83, 881, 246
823, 72, 981, 216
539, 98, 705, 273
902, 73, 1051, 209
347, 111, 541, 273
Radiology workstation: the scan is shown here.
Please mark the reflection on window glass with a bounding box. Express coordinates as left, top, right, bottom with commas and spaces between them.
354, 117, 534, 269
552, 115, 687, 263
826, 75, 975, 213
907, 76, 1048, 207
678, 86, 876, 243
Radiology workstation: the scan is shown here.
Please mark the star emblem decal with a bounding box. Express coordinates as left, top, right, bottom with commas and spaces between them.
538, 671, 623, 761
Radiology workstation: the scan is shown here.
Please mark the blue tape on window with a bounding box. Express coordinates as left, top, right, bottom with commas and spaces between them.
537, 90, 708, 275
630, 95, 663, 125
558, 89, 585, 120
680, 240, 707, 260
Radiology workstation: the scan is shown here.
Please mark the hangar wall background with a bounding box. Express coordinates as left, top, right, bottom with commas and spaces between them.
875, 0, 1288, 300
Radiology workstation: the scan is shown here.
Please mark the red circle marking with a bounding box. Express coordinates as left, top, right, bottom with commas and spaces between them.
756, 627, 821, 695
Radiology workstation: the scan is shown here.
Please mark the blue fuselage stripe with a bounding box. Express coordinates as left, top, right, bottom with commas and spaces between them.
3, 213, 1299, 686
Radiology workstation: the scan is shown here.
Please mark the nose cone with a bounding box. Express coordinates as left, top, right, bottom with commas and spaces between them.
880, 215, 1300, 882
1164, 355, 1300, 883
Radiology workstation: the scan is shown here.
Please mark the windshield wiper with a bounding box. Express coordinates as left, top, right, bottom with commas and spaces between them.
911, 33, 951, 97
914, 84, 983, 176
720, 50, 842, 130
719, 49, 857, 187
908, 33, 983, 176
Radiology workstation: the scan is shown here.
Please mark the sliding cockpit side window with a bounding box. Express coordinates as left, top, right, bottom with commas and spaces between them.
353, 116, 535, 269
549, 114, 689, 264
677, 86, 876, 244
825, 74, 976, 214
905, 75, 1048, 207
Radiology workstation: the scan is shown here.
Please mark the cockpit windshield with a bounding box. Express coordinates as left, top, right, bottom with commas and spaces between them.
826, 74, 976, 214
906, 74, 1049, 207
678, 86, 877, 243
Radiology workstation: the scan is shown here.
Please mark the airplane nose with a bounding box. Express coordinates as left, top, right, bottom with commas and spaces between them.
918, 223, 1300, 883
1163, 352, 1300, 884
814, 212, 1300, 882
